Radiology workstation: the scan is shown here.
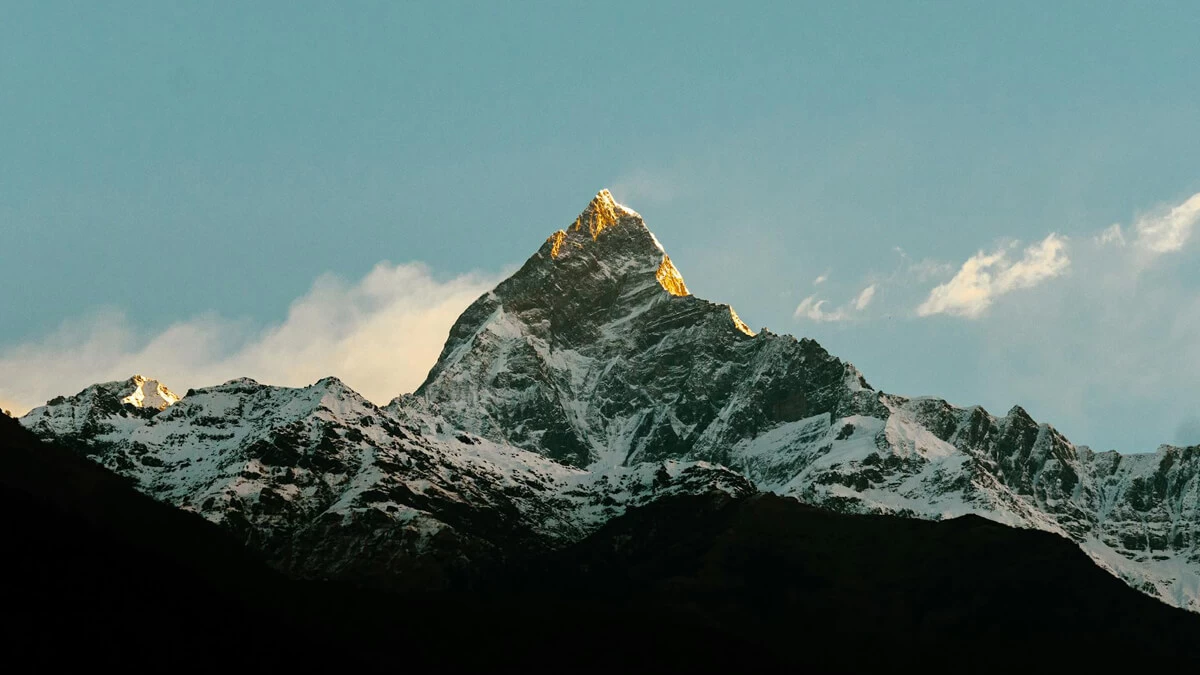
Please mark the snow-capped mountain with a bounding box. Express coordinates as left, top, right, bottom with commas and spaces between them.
21, 373, 751, 588
407, 190, 1200, 610
20, 190, 1200, 610
120, 375, 179, 410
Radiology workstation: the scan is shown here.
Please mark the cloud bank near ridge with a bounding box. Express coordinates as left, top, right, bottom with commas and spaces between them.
0, 263, 497, 415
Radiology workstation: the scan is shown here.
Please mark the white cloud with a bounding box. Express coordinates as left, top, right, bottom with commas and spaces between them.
854, 284, 876, 311
793, 295, 850, 323
916, 234, 1070, 318
1133, 191, 1200, 255
0, 262, 497, 415
813, 274, 828, 285
799, 190, 1200, 450
794, 283, 877, 322
970, 229, 1200, 451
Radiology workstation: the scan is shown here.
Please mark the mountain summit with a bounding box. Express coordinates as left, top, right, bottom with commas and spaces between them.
121, 375, 179, 410
411, 189, 827, 468
545, 189, 691, 297
19, 190, 1200, 613
560, 188, 641, 242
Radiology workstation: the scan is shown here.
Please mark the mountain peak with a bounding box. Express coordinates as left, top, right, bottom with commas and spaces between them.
573, 189, 640, 240
121, 375, 180, 410
547, 189, 643, 259
542, 190, 691, 300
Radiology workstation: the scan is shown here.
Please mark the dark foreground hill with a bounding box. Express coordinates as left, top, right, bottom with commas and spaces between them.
2, 413, 1197, 672
0, 411, 353, 668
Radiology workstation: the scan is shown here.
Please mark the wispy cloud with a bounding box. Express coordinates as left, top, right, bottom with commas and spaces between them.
793, 296, 849, 323
939, 191, 1200, 449
794, 283, 877, 322
795, 190, 1200, 450
916, 234, 1070, 318
854, 284, 876, 311
813, 274, 828, 286
0, 263, 497, 415
1095, 223, 1126, 247
917, 191, 1200, 320
1133, 192, 1200, 255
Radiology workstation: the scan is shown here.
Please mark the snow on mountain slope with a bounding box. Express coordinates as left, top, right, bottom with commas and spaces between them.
18, 189, 1200, 611
120, 375, 179, 410
410, 190, 884, 471
23, 376, 170, 440
405, 190, 1200, 611
21, 373, 752, 586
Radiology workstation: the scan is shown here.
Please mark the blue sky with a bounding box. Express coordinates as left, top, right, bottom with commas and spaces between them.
3, 1, 1200, 452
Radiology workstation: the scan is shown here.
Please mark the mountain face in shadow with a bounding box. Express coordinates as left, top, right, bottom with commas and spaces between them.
509, 492, 1200, 667
3, 412, 1198, 672
0, 411, 351, 668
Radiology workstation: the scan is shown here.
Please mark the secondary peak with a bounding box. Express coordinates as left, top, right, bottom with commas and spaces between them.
121, 375, 180, 410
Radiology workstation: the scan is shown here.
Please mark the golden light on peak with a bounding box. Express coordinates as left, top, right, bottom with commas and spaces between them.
574, 189, 624, 240
729, 307, 756, 336
547, 230, 567, 258
655, 255, 690, 297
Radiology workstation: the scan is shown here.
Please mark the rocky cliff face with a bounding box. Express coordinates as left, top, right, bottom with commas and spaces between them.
411, 190, 882, 469
20, 190, 1200, 610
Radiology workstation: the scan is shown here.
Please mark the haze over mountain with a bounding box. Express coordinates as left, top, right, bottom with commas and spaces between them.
21, 191, 1200, 615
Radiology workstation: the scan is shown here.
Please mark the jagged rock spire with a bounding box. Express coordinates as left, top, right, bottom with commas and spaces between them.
573, 189, 639, 240
543, 189, 692, 298
547, 189, 643, 258
414, 189, 871, 469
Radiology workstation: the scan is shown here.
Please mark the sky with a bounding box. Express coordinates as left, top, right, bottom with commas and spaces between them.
2, 1, 1200, 453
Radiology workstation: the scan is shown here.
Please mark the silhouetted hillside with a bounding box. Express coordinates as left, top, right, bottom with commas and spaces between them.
0, 412, 362, 668
2, 412, 1197, 672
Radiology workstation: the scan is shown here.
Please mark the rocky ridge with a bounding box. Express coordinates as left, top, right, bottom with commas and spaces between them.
21, 190, 1200, 609
21, 373, 751, 588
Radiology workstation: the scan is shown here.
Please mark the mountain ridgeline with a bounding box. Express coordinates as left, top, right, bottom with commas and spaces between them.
6, 414, 1198, 670
19, 190, 1200, 613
